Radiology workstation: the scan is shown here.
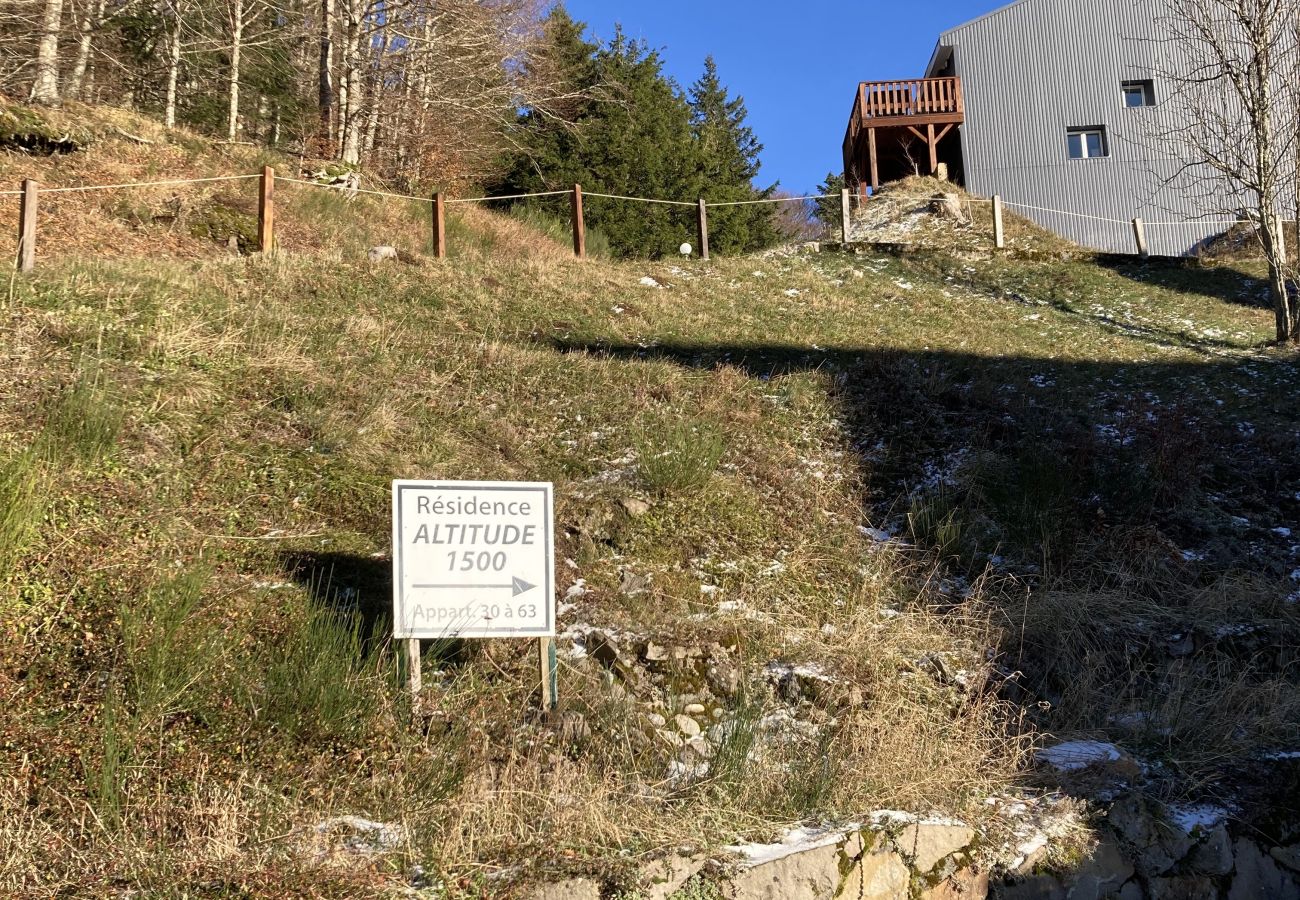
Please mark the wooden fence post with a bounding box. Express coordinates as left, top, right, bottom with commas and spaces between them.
1132, 217, 1149, 258
697, 198, 709, 261
571, 184, 585, 259
407, 638, 422, 715
992, 194, 1005, 250
258, 165, 275, 254
840, 187, 852, 245
539, 636, 557, 711
433, 191, 446, 259
17, 179, 38, 273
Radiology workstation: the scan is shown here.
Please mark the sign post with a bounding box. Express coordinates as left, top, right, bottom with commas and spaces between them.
392, 480, 556, 710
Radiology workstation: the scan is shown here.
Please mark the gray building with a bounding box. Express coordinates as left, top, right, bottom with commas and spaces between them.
843, 0, 1234, 256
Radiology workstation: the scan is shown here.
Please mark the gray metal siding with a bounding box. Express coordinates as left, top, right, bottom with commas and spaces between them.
941, 0, 1232, 255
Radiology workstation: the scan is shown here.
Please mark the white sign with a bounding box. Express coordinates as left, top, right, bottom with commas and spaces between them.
391, 480, 554, 639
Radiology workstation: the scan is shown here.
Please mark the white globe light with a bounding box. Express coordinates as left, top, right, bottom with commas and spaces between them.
679, 243, 692, 256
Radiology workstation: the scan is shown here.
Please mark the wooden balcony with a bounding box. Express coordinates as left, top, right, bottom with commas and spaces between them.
843, 77, 965, 194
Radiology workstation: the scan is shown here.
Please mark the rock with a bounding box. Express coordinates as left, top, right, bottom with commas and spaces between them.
1148, 876, 1218, 900
707, 655, 742, 697
641, 853, 707, 900
888, 822, 974, 874
685, 736, 715, 759
1108, 795, 1197, 877
527, 877, 601, 900
621, 497, 652, 517
922, 867, 988, 899
639, 276, 662, 288
684, 702, 706, 715
644, 642, 670, 662
310, 816, 404, 856
368, 245, 399, 263
993, 875, 1064, 899
675, 714, 701, 737
656, 729, 684, 749
1064, 834, 1134, 899
729, 840, 844, 900
646, 712, 667, 728
1185, 823, 1233, 876
1228, 838, 1300, 899
1273, 845, 1300, 873
619, 570, 651, 596
835, 844, 910, 899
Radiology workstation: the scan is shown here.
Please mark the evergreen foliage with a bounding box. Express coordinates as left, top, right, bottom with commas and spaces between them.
497, 11, 777, 258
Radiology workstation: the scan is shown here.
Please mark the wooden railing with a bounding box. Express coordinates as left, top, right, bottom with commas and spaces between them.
859, 77, 963, 120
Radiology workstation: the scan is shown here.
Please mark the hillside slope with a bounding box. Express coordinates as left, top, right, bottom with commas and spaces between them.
1, 107, 1298, 897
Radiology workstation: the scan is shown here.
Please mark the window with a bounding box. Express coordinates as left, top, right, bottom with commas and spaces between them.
1121, 79, 1155, 107
1067, 127, 1109, 159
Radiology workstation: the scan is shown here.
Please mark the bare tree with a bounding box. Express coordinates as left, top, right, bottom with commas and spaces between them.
30, 0, 64, 104
1158, 0, 1300, 342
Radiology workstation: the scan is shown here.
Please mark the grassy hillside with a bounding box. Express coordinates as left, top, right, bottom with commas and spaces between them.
1, 107, 1298, 896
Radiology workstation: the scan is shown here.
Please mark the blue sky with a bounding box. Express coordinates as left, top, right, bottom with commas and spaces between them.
560, 1, 996, 193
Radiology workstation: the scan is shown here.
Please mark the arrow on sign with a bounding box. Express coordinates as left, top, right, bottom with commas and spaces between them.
414, 576, 537, 597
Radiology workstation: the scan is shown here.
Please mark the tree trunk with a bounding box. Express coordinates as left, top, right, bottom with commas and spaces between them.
31, 0, 65, 105
339, 0, 364, 164
64, 0, 106, 100
318, 0, 334, 145
164, 2, 182, 128
226, 0, 243, 142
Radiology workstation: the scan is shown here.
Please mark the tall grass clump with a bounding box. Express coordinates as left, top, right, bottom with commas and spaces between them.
635, 421, 725, 494
260, 602, 388, 744
37, 373, 123, 467
119, 568, 215, 721
0, 451, 41, 575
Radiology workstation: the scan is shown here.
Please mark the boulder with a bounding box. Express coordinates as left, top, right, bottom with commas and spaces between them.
835, 845, 910, 900
922, 867, 989, 899
1228, 838, 1300, 900
1108, 795, 1197, 877
726, 840, 844, 900
1184, 823, 1234, 876
1065, 834, 1135, 900
888, 821, 975, 874
641, 854, 707, 900
1148, 876, 1218, 900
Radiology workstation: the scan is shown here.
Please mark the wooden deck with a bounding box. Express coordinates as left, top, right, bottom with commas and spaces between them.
843, 78, 965, 194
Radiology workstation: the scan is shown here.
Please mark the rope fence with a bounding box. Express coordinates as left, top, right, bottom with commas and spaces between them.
6, 165, 1289, 271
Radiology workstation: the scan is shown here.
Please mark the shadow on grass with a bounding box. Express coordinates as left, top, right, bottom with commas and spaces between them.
278, 550, 474, 666
1094, 254, 1272, 311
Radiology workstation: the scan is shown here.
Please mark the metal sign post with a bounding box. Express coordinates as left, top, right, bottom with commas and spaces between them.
392, 480, 556, 711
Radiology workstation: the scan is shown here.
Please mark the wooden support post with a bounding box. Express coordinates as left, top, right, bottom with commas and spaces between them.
840, 187, 852, 245
257, 165, 274, 254
432, 191, 446, 259
1275, 213, 1287, 264
407, 638, 422, 713
867, 128, 879, 192
539, 637, 557, 711
571, 183, 585, 259
927, 123, 938, 174
1132, 217, 1149, 258
992, 194, 1005, 250
17, 179, 37, 273
697, 198, 709, 261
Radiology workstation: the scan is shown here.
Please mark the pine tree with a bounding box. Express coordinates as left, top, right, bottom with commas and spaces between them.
687, 56, 776, 254
497, 15, 703, 257
814, 172, 847, 232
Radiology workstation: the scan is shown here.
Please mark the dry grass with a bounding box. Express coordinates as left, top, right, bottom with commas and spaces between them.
0, 103, 1296, 896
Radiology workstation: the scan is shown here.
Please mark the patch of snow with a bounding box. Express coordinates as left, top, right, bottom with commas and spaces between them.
564, 579, 588, 600
725, 824, 851, 867
700, 584, 719, 595
1168, 804, 1229, 834
1036, 741, 1123, 772
782, 288, 802, 297
638, 276, 663, 289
